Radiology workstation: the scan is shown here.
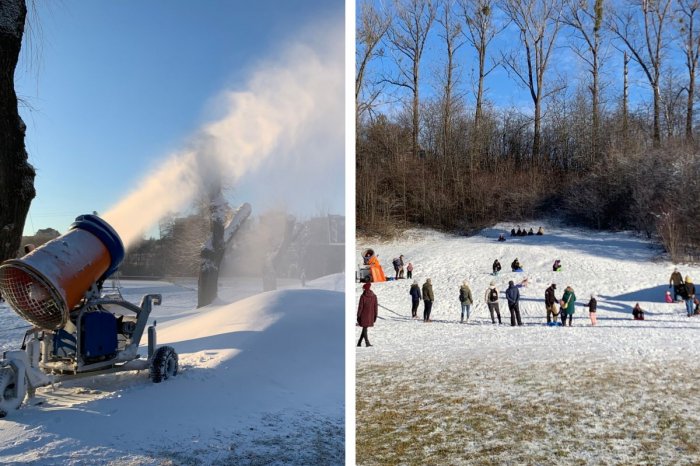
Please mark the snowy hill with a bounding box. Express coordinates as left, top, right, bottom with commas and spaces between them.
356, 223, 700, 465
0, 278, 344, 465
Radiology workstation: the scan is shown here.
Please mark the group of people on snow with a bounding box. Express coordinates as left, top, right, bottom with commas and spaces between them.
509, 226, 544, 237
358, 253, 698, 346
390, 255, 414, 280
669, 268, 697, 317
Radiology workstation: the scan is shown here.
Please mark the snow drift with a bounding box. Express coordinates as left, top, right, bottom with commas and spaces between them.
0, 281, 344, 464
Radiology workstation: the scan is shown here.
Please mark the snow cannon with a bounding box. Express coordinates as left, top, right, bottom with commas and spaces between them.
357, 248, 386, 283
0, 214, 124, 330
0, 215, 178, 418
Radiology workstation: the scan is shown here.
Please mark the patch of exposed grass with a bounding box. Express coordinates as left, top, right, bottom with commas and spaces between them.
357, 360, 700, 465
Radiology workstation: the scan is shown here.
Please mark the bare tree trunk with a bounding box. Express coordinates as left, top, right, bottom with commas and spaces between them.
0, 0, 35, 262
623, 51, 629, 142
197, 196, 252, 308
687, 69, 695, 140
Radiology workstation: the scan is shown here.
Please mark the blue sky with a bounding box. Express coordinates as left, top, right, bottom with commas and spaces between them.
16, 0, 344, 236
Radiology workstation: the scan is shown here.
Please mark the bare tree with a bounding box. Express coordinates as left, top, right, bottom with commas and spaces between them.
197, 180, 252, 307
563, 0, 606, 162
458, 0, 506, 135
609, 0, 673, 146
386, 0, 437, 158
436, 0, 465, 158
676, 0, 700, 140
623, 50, 630, 139
356, 1, 391, 131
0, 0, 36, 262
501, 0, 564, 160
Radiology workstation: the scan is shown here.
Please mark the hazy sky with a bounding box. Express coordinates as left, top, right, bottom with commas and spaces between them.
16, 0, 344, 236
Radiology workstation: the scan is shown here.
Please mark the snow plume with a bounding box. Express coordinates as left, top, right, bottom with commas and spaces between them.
103, 20, 344, 249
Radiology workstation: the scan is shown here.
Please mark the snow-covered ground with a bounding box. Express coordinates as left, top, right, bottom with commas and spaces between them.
356, 224, 700, 465
0, 275, 344, 465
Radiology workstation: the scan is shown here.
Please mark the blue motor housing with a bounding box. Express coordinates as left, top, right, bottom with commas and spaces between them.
81, 312, 118, 360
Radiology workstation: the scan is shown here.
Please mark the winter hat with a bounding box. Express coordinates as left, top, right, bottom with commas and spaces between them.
463, 280, 468, 286
413, 280, 418, 285
551, 284, 557, 289
509, 280, 514, 286
363, 282, 371, 291
686, 276, 693, 283
665, 290, 671, 295
489, 281, 495, 286
426, 278, 432, 284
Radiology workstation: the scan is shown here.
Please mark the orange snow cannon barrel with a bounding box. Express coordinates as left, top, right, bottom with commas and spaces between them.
0, 214, 125, 331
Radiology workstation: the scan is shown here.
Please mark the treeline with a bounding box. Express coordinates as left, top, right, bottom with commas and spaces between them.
356, 0, 700, 261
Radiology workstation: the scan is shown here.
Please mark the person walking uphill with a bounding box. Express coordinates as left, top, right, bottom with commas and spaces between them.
560, 286, 577, 326
423, 278, 435, 322
485, 282, 502, 324
459, 281, 473, 323
505, 281, 523, 326
545, 284, 558, 324
409, 280, 421, 319
670, 268, 684, 301
357, 282, 378, 347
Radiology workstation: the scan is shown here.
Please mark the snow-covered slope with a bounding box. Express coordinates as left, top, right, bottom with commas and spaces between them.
356, 223, 700, 465
0, 278, 344, 465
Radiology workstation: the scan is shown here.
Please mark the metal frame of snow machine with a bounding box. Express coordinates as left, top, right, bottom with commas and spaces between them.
0, 290, 178, 418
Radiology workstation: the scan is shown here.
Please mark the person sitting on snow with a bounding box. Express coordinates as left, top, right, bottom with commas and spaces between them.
498, 234, 506, 242
536, 226, 544, 235
511, 228, 516, 237
493, 259, 502, 275
511, 258, 522, 272
665, 290, 673, 303
632, 303, 645, 320
553, 259, 562, 272
527, 228, 534, 236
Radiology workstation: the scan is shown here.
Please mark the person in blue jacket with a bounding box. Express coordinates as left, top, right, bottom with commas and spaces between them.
409, 280, 422, 318
505, 280, 523, 326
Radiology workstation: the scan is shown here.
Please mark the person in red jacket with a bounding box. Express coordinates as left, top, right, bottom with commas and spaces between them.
357, 282, 378, 347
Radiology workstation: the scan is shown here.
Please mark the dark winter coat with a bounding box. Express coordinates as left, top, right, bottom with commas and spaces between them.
686, 282, 696, 298
585, 297, 597, 312
545, 286, 557, 306
670, 271, 683, 286
505, 284, 520, 304
678, 282, 691, 299
410, 284, 422, 302
422, 282, 434, 301
357, 290, 378, 327
459, 285, 473, 305
561, 289, 576, 315
493, 260, 502, 273
511, 260, 521, 271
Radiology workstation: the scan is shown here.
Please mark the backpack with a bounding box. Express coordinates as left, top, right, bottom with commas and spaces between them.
489, 288, 498, 302
459, 288, 465, 302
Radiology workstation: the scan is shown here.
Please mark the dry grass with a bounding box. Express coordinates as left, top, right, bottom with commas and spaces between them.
357, 360, 700, 465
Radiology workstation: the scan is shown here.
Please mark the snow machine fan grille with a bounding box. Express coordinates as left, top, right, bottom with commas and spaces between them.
0, 262, 67, 330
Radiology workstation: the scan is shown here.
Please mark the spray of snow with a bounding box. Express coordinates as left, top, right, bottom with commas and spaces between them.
103, 21, 344, 249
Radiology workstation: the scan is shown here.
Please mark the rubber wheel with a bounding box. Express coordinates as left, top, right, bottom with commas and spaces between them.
150, 346, 178, 383
0, 367, 22, 417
